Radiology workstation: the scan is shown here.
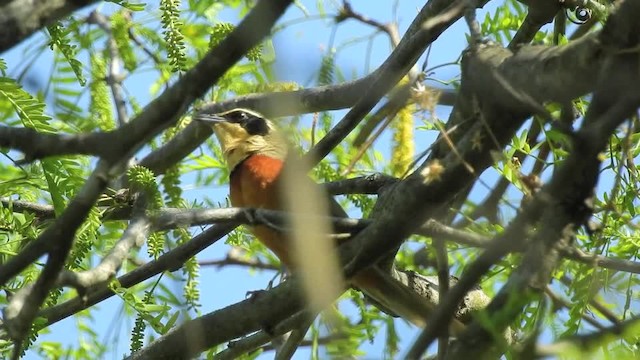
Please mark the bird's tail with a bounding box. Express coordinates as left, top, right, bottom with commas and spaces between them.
351, 267, 466, 333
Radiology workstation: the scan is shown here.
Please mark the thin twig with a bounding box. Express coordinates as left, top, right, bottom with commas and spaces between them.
304, 0, 467, 167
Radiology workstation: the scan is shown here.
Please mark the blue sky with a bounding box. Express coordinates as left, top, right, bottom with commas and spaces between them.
1, 1, 511, 359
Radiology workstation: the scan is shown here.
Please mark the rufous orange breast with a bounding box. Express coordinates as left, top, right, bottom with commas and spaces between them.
230, 154, 293, 266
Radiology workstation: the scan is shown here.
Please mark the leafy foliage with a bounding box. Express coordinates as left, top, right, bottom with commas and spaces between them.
89, 54, 115, 130
390, 95, 415, 177
209, 22, 263, 61
317, 51, 335, 86
159, 0, 187, 72
111, 10, 138, 72
47, 22, 87, 86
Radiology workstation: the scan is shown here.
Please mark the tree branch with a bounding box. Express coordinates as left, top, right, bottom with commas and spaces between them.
120, 241, 491, 360
151, 207, 367, 233
56, 194, 151, 291
0, 126, 110, 162
212, 311, 314, 360
5, 195, 638, 276
0, 0, 97, 53
199, 256, 279, 271
36, 223, 237, 328
324, 173, 398, 195
534, 316, 640, 357
508, 0, 562, 50
273, 315, 314, 360
0, 197, 55, 220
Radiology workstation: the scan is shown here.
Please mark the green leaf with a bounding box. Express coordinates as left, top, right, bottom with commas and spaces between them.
47, 22, 86, 86
160, 0, 187, 72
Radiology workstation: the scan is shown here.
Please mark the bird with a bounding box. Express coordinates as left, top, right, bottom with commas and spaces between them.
195, 108, 442, 327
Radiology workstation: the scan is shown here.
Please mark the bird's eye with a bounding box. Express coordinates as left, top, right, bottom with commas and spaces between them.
229, 111, 248, 123
243, 116, 269, 136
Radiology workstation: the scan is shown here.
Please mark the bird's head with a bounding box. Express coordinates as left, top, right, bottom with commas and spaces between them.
196, 108, 288, 171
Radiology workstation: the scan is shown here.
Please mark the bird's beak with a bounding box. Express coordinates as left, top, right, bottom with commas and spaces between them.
194, 113, 227, 125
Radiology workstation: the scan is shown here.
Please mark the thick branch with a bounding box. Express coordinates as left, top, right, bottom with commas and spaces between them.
0, 126, 110, 162
152, 207, 367, 233
126, 277, 306, 360
0, 0, 97, 53
509, 0, 561, 49
324, 173, 398, 195
341, 2, 617, 314
329, 3, 640, 359
214, 312, 314, 360
0, 198, 55, 220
